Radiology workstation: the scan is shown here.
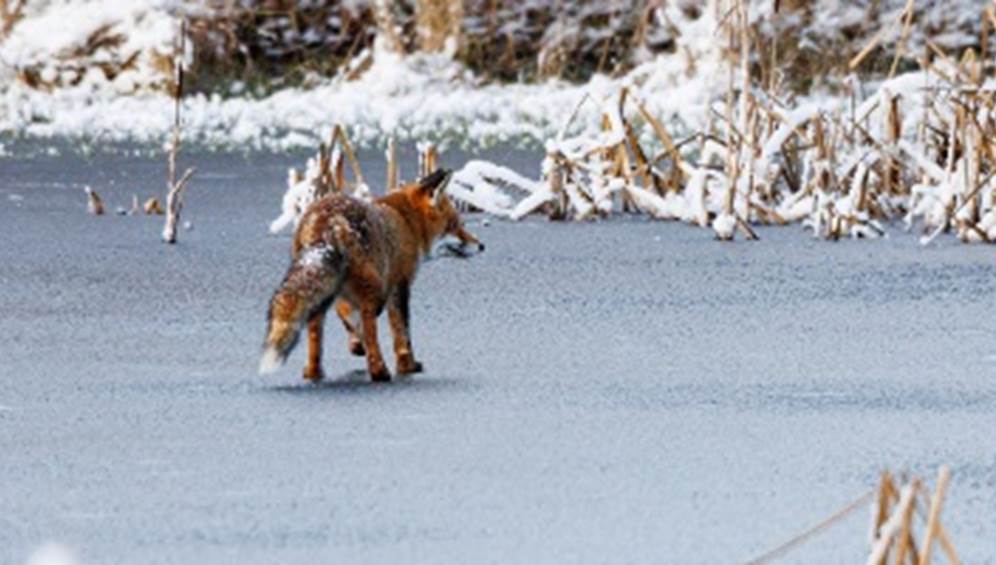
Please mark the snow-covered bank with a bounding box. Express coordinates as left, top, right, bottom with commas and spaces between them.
0, 49, 710, 152
0, 0, 986, 154
0, 1, 720, 151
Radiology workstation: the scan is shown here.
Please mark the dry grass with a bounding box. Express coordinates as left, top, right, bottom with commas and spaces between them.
184, 0, 669, 90
4, 1, 990, 95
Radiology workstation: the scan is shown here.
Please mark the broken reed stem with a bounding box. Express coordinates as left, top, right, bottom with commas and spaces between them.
894, 478, 920, 565
768, 0, 778, 93
850, 27, 887, 71
919, 466, 951, 565
331, 124, 366, 189
334, 149, 345, 191
873, 471, 895, 561
745, 489, 875, 565
889, 0, 916, 78
85, 186, 105, 215
419, 143, 438, 177
629, 93, 684, 176
722, 0, 738, 219
547, 152, 568, 220
385, 136, 398, 191
163, 168, 195, 244
558, 92, 597, 141
910, 485, 960, 564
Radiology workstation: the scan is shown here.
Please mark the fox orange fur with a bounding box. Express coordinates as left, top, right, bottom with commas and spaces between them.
260, 169, 483, 382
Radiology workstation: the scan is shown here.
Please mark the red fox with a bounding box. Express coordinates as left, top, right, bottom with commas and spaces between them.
259, 169, 484, 382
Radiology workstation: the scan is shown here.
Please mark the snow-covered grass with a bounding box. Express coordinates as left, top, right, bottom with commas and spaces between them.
437, 1, 996, 245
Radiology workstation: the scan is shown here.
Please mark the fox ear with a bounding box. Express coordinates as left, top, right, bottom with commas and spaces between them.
417, 169, 452, 206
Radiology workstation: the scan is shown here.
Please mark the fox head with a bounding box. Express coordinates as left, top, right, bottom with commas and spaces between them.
409, 169, 485, 257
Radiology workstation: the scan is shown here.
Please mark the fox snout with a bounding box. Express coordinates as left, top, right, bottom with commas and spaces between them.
436, 232, 484, 258
455, 225, 485, 253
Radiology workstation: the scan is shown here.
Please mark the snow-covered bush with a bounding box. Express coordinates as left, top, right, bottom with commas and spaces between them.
0, 0, 182, 93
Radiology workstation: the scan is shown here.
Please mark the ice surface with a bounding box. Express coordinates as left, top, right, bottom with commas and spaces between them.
1, 147, 995, 564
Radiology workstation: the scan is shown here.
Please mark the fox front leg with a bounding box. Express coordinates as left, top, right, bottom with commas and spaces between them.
389, 282, 422, 375
302, 312, 326, 382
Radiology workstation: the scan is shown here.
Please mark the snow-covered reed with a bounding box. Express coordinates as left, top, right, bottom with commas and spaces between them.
269, 125, 372, 234
447, 0, 996, 245
747, 466, 958, 564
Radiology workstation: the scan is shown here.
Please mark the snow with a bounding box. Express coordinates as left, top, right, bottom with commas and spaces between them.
451, 159, 541, 217
0, 0, 729, 151
270, 170, 318, 234
0, 0, 990, 156
25, 544, 77, 565
761, 104, 826, 161
0, 0, 182, 92
298, 245, 336, 269
712, 212, 736, 240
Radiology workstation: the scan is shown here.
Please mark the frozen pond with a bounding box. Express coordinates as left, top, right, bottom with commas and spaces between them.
1, 145, 995, 564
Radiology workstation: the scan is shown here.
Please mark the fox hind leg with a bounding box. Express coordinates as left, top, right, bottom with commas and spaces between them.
336, 300, 365, 357
302, 312, 326, 382
359, 303, 390, 383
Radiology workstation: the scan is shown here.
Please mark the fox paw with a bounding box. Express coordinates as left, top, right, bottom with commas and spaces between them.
348, 339, 366, 357
369, 367, 392, 383
302, 366, 326, 383
397, 359, 423, 375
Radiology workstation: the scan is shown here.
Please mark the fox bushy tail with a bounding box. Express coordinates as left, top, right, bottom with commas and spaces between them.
259, 244, 347, 374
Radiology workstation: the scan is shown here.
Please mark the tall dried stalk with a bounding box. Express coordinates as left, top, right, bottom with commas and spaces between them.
163, 19, 195, 245
385, 136, 398, 191
419, 143, 438, 177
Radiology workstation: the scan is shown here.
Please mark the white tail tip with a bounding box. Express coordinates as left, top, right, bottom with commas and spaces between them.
258, 347, 284, 375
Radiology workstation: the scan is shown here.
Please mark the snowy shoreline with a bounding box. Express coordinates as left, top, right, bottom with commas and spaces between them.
0, 50, 706, 155
0, 0, 985, 155
0, 0, 724, 153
